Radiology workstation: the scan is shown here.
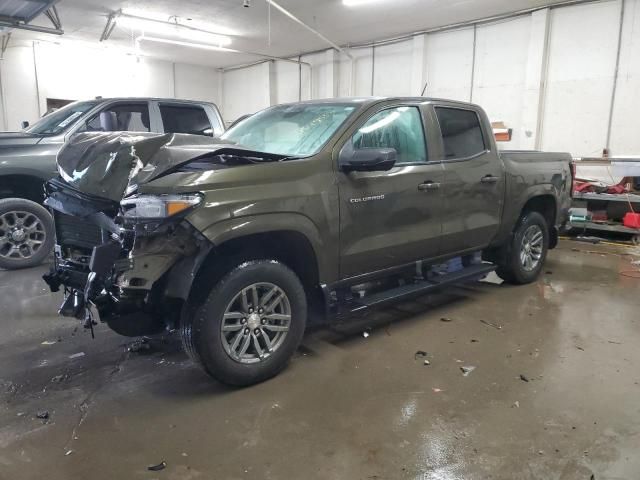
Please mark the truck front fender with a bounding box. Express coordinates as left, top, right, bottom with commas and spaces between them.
198, 212, 333, 283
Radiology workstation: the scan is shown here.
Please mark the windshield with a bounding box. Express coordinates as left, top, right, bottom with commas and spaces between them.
26, 101, 99, 135
220, 103, 357, 157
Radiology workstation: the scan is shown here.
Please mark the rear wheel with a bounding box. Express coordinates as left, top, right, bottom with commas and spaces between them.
181, 260, 307, 386
0, 198, 54, 270
496, 211, 549, 284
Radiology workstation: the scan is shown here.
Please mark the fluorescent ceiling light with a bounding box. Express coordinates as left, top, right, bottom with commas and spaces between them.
137, 35, 235, 52
117, 14, 232, 46
343, 0, 386, 6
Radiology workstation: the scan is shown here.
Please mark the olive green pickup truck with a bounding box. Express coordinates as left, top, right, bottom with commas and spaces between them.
43, 97, 573, 386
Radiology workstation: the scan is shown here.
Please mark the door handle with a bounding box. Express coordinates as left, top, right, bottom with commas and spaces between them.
418, 181, 441, 191
481, 175, 499, 184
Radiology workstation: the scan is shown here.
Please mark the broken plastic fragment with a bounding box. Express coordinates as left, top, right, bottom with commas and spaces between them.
148, 461, 167, 472
41, 340, 57, 345
414, 350, 428, 360
460, 366, 476, 377
68, 352, 85, 359
480, 319, 502, 330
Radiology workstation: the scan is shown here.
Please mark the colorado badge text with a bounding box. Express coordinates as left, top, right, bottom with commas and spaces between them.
349, 194, 385, 204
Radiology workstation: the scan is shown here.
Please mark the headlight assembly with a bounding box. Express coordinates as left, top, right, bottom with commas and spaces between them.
120, 193, 203, 219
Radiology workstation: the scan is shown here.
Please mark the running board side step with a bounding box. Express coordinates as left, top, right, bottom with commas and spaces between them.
349, 263, 496, 313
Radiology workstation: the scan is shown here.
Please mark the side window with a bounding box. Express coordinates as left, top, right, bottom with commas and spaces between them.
352, 106, 427, 164
160, 104, 213, 136
85, 103, 150, 133
435, 107, 487, 160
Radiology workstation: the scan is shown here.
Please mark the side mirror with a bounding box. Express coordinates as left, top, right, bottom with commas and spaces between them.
202, 128, 214, 137
21, 121, 29, 129
340, 147, 397, 172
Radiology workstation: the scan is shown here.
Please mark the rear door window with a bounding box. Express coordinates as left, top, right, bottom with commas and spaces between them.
85, 103, 150, 132
159, 104, 213, 136
352, 106, 427, 164
435, 107, 487, 160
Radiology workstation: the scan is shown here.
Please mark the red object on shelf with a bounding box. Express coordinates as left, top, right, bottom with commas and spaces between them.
623, 212, 640, 229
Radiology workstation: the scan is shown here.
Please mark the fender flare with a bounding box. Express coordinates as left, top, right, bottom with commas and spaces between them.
198, 212, 330, 281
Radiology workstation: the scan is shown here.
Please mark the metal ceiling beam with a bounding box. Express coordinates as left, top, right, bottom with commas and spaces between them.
44, 5, 62, 30
1, 32, 12, 59
0, 20, 62, 35
0, 0, 63, 36
265, 0, 353, 59
99, 9, 119, 42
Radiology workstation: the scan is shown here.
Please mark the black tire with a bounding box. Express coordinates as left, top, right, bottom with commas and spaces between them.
496, 211, 549, 285
0, 198, 54, 270
181, 260, 307, 386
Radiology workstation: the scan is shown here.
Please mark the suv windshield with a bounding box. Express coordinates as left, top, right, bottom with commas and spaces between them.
221, 103, 357, 157
26, 101, 99, 135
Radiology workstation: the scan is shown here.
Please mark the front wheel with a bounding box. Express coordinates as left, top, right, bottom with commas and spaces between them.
181, 260, 307, 386
0, 198, 54, 270
496, 211, 549, 284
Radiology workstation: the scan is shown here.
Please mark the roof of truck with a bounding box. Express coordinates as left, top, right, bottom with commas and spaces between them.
282, 96, 480, 108
87, 97, 218, 105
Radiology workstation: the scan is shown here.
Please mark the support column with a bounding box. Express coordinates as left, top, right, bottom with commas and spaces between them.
410, 34, 428, 96
521, 8, 551, 150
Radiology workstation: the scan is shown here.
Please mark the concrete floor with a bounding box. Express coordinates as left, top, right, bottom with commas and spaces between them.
1, 240, 639, 480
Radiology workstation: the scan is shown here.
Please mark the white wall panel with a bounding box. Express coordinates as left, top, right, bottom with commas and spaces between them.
337, 48, 375, 97
0, 42, 40, 130
540, 1, 621, 157
424, 28, 474, 102
472, 17, 531, 149
610, 0, 640, 155
174, 63, 221, 105
222, 62, 271, 122
34, 42, 174, 114
373, 40, 414, 96
273, 60, 300, 105
300, 50, 337, 100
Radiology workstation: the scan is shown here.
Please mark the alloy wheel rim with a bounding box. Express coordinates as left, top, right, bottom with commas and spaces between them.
221, 282, 292, 364
520, 224, 543, 272
0, 211, 47, 260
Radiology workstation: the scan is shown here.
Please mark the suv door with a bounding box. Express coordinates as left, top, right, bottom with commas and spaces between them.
434, 105, 505, 253
338, 104, 444, 279
157, 102, 223, 137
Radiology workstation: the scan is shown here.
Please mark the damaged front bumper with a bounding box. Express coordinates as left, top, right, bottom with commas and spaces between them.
43, 179, 212, 337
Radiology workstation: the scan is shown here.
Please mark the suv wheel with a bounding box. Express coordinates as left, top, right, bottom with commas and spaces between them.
496, 211, 549, 284
0, 198, 54, 270
181, 260, 307, 386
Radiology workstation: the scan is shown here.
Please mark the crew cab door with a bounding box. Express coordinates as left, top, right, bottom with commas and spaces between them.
337, 104, 444, 279
433, 105, 505, 253
154, 101, 225, 137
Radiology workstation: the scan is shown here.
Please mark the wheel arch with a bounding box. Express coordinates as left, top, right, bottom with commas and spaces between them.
0, 174, 48, 204
187, 227, 325, 312
520, 194, 557, 248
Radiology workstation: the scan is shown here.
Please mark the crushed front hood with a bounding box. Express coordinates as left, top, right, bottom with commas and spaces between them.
56, 132, 274, 202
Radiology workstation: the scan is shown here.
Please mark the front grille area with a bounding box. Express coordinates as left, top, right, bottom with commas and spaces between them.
54, 212, 104, 250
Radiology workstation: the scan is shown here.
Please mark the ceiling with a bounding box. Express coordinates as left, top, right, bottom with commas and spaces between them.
12, 0, 573, 68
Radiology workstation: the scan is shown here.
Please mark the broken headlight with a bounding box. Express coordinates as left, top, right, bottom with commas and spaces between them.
121, 193, 203, 219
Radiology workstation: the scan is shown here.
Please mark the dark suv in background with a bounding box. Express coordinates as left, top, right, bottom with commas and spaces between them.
0, 98, 224, 269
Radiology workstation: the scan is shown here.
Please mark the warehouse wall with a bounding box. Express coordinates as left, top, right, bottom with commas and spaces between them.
0, 39, 222, 131
220, 0, 640, 159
